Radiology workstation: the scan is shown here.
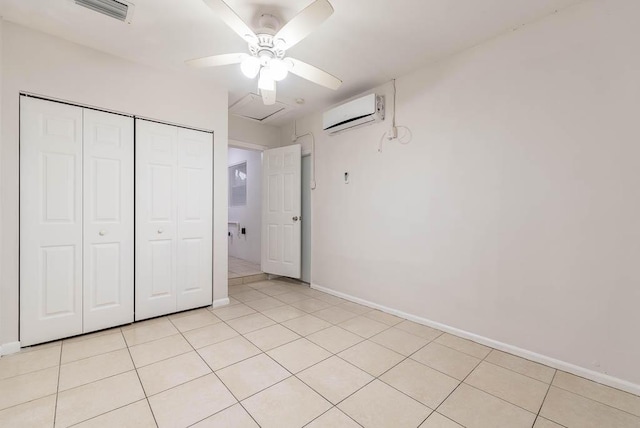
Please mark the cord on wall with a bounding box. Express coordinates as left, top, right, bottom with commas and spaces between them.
378, 78, 412, 153
292, 120, 317, 190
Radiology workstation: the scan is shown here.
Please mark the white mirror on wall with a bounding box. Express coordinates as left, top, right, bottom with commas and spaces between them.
229, 161, 247, 207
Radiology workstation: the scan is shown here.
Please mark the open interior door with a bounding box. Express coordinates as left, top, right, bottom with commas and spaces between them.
261, 144, 302, 278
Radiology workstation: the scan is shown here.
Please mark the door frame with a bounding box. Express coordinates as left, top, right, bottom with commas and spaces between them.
301, 153, 312, 284
228, 139, 311, 282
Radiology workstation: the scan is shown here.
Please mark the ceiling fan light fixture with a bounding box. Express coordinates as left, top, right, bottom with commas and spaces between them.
191, 0, 342, 106
268, 59, 289, 81
258, 68, 276, 91
240, 56, 261, 78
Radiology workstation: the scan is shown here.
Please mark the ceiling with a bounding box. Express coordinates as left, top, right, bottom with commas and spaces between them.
0, 0, 583, 125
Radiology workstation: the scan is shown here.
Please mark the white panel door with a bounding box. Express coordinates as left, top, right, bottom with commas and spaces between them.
83, 109, 134, 332
135, 120, 178, 320
261, 144, 302, 278
20, 96, 83, 346
176, 128, 213, 310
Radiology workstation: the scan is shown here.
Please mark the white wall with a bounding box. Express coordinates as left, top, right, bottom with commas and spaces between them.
0, 22, 230, 348
281, 0, 640, 393
228, 147, 262, 264
229, 115, 281, 149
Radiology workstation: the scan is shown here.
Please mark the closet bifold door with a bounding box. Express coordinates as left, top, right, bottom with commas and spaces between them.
135, 121, 213, 320
177, 128, 213, 311
135, 120, 179, 320
83, 109, 134, 332
20, 97, 84, 346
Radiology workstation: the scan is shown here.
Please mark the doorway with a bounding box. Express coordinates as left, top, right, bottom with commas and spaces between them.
227, 142, 309, 284
228, 147, 263, 281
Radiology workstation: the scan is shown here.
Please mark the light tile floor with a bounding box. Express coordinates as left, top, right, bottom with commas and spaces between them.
229, 256, 262, 279
1, 279, 639, 427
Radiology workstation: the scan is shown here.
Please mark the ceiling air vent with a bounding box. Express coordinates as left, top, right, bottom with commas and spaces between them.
74, 0, 135, 23
230, 93, 294, 123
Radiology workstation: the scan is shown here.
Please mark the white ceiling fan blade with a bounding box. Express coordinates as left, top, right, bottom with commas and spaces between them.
202, 0, 257, 42
261, 88, 277, 105
287, 58, 342, 90
185, 53, 247, 68
274, 0, 334, 50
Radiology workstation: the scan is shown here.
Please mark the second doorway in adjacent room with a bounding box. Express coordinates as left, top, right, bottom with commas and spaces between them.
228, 147, 263, 281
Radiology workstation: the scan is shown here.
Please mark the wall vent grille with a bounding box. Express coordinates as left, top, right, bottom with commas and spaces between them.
75, 0, 129, 22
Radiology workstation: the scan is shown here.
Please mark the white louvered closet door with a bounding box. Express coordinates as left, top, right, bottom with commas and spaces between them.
83, 109, 134, 333
20, 97, 84, 346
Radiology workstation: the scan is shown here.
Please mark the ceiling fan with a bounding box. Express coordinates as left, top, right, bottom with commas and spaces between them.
187, 0, 342, 105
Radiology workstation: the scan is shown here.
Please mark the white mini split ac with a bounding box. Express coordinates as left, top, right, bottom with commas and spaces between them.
74, 0, 136, 24
322, 93, 385, 135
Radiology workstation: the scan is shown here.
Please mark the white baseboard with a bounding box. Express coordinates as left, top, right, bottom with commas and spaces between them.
311, 283, 640, 397
0, 341, 21, 356
212, 298, 230, 309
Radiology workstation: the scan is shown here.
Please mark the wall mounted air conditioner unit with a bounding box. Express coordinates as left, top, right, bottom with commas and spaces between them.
74, 0, 136, 24
322, 93, 385, 135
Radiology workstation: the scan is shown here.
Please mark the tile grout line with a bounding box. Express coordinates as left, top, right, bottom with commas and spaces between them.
55, 348, 126, 368
481, 350, 557, 385
367, 330, 490, 427
301, 405, 365, 428
532, 369, 565, 428
52, 338, 64, 427
243, 323, 405, 428
204, 298, 376, 425
55, 331, 154, 427
477, 358, 553, 386
122, 330, 160, 428
56, 332, 127, 366
468, 365, 552, 416
331, 332, 444, 426
0, 360, 62, 383
65, 399, 151, 428
255, 300, 438, 425
406, 342, 638, 421
166, 313, 263, 428
287, 333, 436, 426
543, 384, 640, 419
131, 347, 195, 370
430, 339, 493, 423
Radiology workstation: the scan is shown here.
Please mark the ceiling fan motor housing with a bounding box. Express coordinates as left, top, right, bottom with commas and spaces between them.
249, 34, 286, 61
257, 13, 280, 34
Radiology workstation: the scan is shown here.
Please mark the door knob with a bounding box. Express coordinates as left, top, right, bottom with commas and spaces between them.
158, 229, 164, 234
292, 216, 299, 222
99, 230, 107, 236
